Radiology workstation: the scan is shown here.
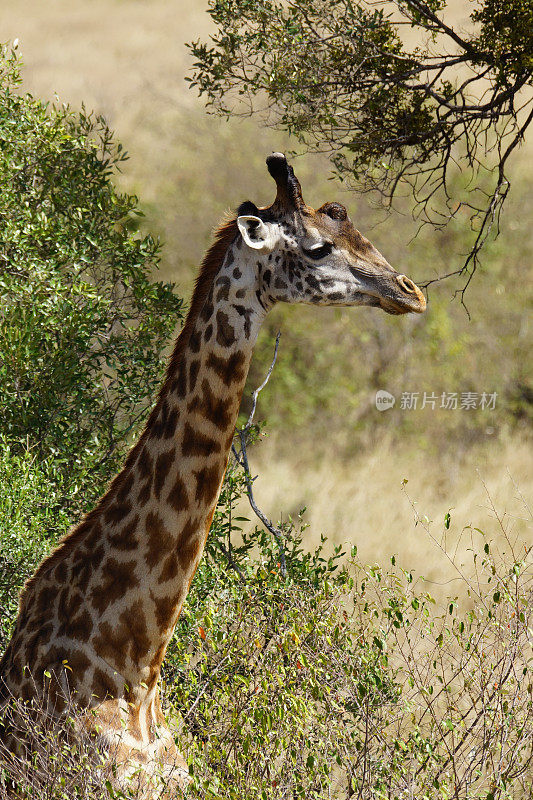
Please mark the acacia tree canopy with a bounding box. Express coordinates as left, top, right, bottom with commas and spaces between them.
188, 0, 533, 289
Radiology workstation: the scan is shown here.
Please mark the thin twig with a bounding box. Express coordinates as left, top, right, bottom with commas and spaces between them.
233, 332, 287, 576
244, 331, 281, 429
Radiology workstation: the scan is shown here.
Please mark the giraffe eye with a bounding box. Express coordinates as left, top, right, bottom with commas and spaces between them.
302, 242, 333, 260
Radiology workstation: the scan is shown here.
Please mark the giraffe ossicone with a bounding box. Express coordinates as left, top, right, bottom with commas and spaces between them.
0, 153, 426, 796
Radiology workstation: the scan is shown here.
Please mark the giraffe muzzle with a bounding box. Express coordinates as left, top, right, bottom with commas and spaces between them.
378, 275, 427, 315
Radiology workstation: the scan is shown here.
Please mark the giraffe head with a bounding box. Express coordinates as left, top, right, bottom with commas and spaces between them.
236, 153, 426, 315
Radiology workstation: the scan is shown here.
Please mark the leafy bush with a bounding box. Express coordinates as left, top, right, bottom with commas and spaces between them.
1, 446, 531, 799
165, 458, 533, 799
0, 44, 183, 493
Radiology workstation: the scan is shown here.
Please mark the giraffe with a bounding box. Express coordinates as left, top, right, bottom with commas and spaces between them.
0, 153, 426, 795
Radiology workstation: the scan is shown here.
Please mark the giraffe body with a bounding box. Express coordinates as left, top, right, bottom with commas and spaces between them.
0, 154, 425, 795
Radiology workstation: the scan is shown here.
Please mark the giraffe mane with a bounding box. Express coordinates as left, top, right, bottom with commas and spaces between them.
162, 215, 238, 388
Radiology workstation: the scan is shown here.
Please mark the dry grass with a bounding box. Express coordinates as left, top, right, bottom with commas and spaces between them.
0, 684, 182, 800
244, 432, 533, 601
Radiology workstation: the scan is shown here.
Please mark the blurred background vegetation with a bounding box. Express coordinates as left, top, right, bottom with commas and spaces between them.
0, 0, 531, 584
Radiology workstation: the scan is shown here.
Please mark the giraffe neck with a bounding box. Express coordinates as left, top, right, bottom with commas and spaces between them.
84, 232, 267, 697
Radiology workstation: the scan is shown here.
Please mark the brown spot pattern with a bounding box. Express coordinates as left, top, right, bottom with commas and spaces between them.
200, 298, 214, 323
154, 449, 174, 499
54, 561, 68, 584
65, 650, 91, 680
215, 276, 230, 302
176, 517, 201, 571
104, 501, 132, 525
232, 303, 253, 338
1, 216, 263, 727
36, 586, 57, 616
138, 448, 153, 480
215, 310, 235, 347
206, 351, 246, 386
189, 359, 200, 393
92, 542, 107, 567
116, 473, 134, 503
171, 368, 187, 399
189, 329, 202, 353
83, 523, 103, 552
159, 553, 179, 583
149, 402, 167, 439
90, 558, 138, 614
145, 511, 175, 570
108, 514, 140, 550
118, 600, 150, 662
193, 465, 221, 505
163, 406, 179, 439
58, 588, 82, 623
66, 609, 93, 643
181, 422, 221, 457
73, 554, 97, 594
92, 621, 127, 672
167, 474, 189, 513
137, 480, 152, 506
149, 643, 167, 682
92, 668, 118, 701
153, 593, 179, 631
189, 378, 232, 430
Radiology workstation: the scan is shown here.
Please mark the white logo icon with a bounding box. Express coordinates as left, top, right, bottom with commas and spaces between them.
375, 390, 395, 411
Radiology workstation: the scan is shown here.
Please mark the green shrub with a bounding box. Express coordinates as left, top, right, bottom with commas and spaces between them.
167, 469, 532, 799
0, 44, 183, 494
1, 442, 530, 798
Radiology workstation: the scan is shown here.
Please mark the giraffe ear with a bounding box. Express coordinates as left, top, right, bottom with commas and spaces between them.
237, 215, 278, 253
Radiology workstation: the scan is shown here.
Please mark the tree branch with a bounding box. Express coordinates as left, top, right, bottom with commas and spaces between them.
232, 332, 287, 576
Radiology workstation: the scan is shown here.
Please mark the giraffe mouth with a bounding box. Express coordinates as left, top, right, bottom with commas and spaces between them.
358, 273, 426, 315
356, 291, 426, 315
379, 293, 427, 315
375, 278, 427, 315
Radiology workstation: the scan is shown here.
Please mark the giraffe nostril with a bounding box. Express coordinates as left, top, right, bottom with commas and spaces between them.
397, 274, 417, 294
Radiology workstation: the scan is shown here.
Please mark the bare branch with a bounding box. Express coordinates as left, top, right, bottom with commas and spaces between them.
244, 331, 281, 430
232, 332, 287, 576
